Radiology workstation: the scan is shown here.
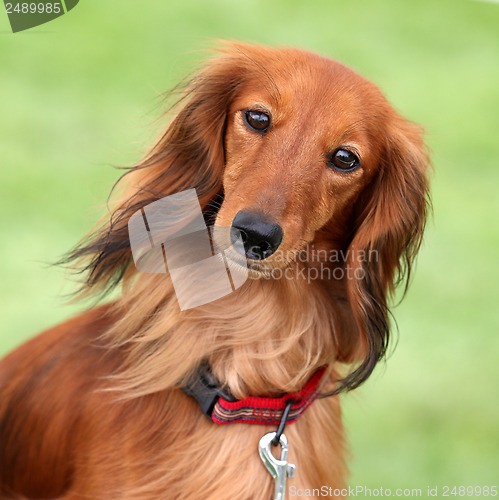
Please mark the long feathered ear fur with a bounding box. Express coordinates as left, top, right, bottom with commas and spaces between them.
63, 48, 253, 296
340, 114, 431, 392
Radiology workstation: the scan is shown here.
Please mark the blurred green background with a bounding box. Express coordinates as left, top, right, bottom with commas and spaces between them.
1, 0, 498, 493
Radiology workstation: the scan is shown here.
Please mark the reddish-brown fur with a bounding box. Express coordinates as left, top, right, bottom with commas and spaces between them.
0, 42, 430, 499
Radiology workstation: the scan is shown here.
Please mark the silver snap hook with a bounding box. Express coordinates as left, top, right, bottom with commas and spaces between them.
258, 431, 295, 500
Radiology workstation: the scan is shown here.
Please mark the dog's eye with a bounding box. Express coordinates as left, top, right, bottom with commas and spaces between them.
328, 149, 360, 172
244, 110, 270, 132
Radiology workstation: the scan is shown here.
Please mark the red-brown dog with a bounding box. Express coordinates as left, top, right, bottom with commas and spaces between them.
0, 42, 430, 499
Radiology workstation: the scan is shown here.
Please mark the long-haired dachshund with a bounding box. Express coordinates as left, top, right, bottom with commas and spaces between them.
0, 42, 430, 499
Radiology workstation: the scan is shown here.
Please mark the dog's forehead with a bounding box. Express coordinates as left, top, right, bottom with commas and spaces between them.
243, 51, 372, 94
234, 51, 386, 121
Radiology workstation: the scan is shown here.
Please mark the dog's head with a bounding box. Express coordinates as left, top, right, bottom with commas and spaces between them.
69, 42, 430, 392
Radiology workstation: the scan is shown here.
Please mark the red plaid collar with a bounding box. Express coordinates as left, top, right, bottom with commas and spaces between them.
182, 365, 327, 425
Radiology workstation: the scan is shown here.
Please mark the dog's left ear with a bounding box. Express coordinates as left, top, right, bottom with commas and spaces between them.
340, 114, 431, 391
63, 48, 251, 295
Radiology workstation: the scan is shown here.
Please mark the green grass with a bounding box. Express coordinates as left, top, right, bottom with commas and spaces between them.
1, 0, 498, 492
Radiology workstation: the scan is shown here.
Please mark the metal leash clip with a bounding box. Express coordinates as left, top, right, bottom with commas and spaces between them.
258, 400, 295, 500
258, 432, 295, 500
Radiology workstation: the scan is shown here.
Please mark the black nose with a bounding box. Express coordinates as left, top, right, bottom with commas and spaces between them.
230, 211, 283, 260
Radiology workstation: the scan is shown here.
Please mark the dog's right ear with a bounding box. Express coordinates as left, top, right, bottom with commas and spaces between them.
338, 113, 430, 392
63, 47, 251, 296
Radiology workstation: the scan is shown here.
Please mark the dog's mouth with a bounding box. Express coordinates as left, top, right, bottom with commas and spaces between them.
223, 253, 274, 280
220, 236, 311, 280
